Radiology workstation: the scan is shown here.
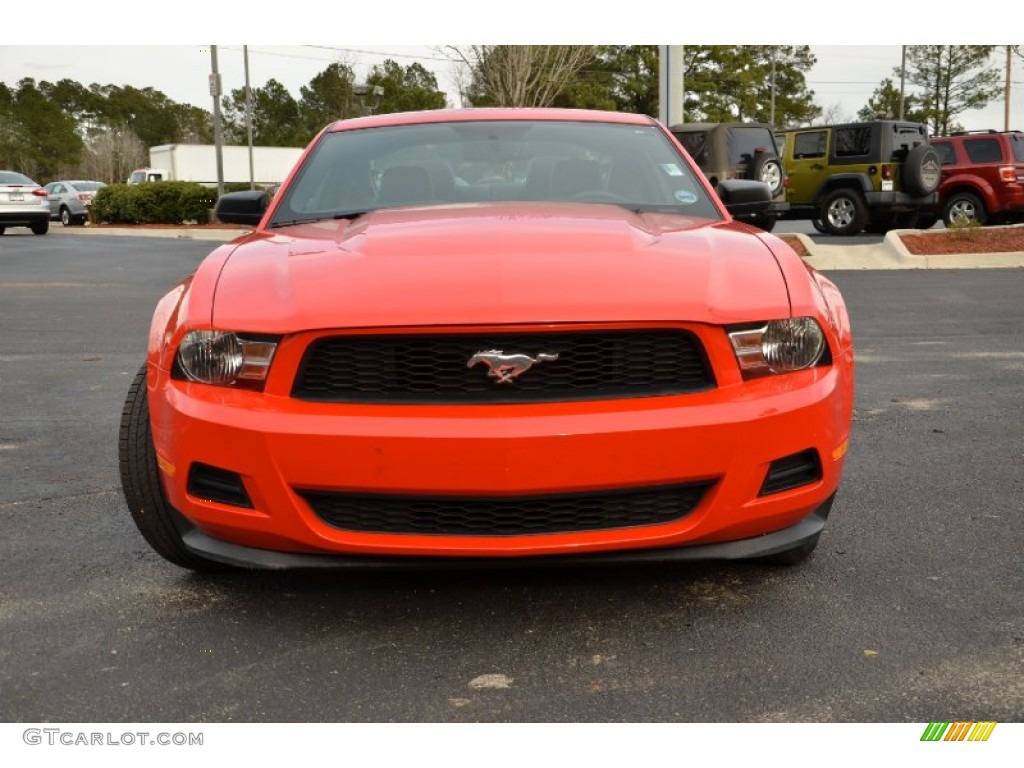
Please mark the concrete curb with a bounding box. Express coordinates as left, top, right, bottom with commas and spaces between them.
48, 225, 246, 241
798, 223, 1024, 271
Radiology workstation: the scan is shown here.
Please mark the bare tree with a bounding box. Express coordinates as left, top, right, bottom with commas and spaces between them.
446, 46, 596, 107
80, 124, 147, 184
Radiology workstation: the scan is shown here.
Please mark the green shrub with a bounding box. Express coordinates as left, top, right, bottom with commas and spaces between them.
90, 182, 218, 225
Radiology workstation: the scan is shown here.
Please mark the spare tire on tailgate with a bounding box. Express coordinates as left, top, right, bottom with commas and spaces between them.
902, 144, 941, 197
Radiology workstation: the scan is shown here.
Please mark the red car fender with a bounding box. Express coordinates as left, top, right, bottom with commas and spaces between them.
146, 242, 238, 373
941, 173, 998, 211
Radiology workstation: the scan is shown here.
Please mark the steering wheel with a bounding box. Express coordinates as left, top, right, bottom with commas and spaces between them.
570, 190, 628, 203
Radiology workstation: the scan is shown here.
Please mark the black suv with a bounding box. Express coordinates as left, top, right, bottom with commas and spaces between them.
778, 121, 941, 235
670, 122, 788, 231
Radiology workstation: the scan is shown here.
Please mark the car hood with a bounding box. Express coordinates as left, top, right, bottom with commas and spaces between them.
212, 204, 790, 331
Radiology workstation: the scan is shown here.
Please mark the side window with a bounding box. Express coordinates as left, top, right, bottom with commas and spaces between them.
933, 142, 957, 165
1010, 134, 1024, 162
726, 127, 775, 165
675, 132, 709, 168
834, 127, 872, 157
792, 131, 827, 159
53, 184, 65, 194
964, 138, 1002, 164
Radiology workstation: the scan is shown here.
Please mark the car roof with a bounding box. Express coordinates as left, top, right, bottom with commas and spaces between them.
325, 108, 658, 133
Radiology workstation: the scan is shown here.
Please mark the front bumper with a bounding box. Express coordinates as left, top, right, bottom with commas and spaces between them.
180, 494, 835, 570
0, 207, 49, 227
148, 352, 851, 561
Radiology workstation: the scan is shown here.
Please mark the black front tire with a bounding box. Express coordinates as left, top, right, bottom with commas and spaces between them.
821, 189, 868, 236
119, 364, 228, 571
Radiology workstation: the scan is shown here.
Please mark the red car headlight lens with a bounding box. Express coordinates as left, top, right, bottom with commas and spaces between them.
176, 331, 277, 386
728, 318, 826, 376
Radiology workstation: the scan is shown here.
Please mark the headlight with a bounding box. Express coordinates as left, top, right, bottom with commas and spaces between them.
176, 331, 278, 387
728, 318, 826, 377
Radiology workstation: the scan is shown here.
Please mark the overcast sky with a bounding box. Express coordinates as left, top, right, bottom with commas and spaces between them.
3, 4, 1019, 133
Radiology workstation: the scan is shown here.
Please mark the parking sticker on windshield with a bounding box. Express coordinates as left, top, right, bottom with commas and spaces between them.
674, 189, 698, 204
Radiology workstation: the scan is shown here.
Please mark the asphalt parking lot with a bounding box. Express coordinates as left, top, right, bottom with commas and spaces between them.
1, 232, 1022, 722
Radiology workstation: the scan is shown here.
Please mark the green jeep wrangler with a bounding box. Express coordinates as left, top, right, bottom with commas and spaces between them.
778, 121, 941, 235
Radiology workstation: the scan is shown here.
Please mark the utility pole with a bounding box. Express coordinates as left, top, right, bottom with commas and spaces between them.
209, 46, 225, 200
899, 45, 906, 121
244, 45, 255, 191
1006, 45, 1012, 132
658, 46, 684, 127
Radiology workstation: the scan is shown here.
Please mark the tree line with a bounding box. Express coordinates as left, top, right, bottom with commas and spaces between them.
0, 46, 1005, 185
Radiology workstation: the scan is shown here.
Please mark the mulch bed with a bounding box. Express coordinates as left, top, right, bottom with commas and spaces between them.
898, 226, 1024, 255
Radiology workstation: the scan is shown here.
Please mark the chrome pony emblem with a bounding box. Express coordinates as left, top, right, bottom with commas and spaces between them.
467, 350, 559, 384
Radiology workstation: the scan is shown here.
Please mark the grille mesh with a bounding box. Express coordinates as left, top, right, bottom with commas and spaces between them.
301, 483, 710, 536
292, 329, 713, 403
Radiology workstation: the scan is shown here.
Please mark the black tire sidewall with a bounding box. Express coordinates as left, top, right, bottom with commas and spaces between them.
119, 364, 223, 570
943, 191, 986, 227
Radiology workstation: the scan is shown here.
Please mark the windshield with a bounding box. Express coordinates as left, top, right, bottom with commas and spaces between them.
73, 181, 106, 191
270, 119, 721, 226
0, 172, 36, 185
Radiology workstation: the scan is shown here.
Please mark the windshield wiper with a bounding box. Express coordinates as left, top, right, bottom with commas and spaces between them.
268, 211, 370, 229
267, 216, 333, 229
332, 210, 370, 220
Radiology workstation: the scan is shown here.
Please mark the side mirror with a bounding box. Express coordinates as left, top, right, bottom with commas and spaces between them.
715, 179, 772, 217
215, 191, 268, 226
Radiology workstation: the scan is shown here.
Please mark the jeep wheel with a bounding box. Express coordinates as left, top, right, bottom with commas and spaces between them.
902, 144, 942, 197
943, 191, 987, 227
750, 154, 784, 198
822, 189, 868, 236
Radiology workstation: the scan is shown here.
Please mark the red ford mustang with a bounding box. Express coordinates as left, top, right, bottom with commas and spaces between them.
119, 108, 854, 571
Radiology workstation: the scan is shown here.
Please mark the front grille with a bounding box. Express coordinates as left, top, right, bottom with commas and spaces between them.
292, 329, 714, 403
301, 483, 711, 536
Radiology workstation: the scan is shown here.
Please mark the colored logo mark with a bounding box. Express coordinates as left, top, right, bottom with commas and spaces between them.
921, 721, 997, 742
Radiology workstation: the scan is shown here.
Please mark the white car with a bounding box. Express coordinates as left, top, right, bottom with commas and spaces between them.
0, 171, 50, 235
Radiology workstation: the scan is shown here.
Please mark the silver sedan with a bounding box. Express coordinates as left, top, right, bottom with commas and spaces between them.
44, 180, 106, 226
